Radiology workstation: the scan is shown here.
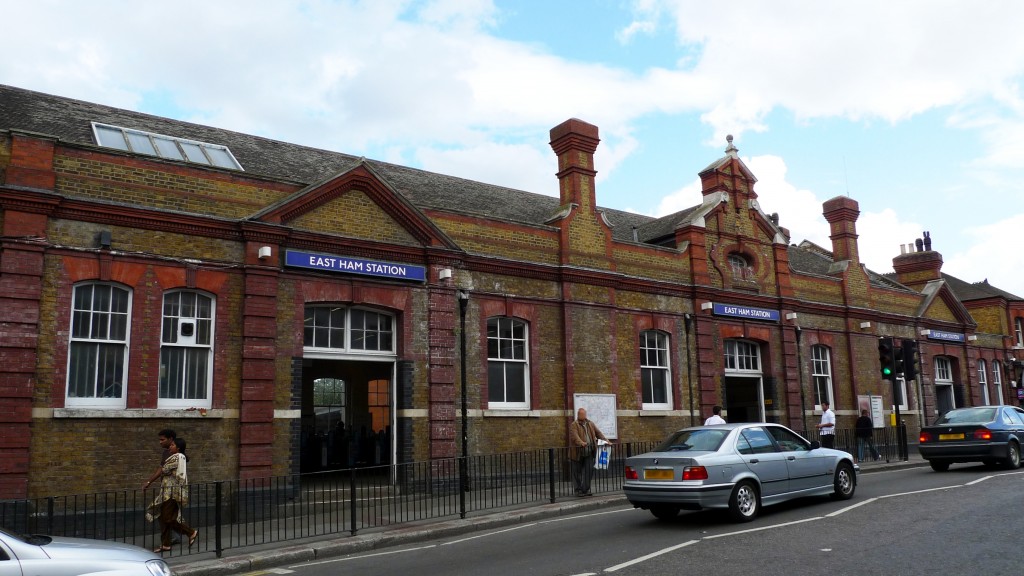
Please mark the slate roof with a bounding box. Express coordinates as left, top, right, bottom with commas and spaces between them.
938, 274, 1022, 302
0, 83, 963, 294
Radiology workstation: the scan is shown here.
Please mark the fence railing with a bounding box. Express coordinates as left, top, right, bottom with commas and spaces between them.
0, 440, 660, 559
0, 429, 907, 560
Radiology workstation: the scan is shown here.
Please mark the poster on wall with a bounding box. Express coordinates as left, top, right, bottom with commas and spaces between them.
857, 394, 885, 428
573, 393, 618, 440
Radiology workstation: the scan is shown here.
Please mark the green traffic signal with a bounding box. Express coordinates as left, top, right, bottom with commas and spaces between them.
882, 366, 892, 375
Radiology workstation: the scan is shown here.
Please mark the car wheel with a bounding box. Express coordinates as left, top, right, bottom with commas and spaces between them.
650, 505, 680, 521
831, 461, 855, 500
929, 461, 950, 472
728, 480, 760, 522
1002, 441, 1021, 470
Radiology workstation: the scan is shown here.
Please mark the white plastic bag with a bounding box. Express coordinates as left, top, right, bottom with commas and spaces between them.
594, 443, 611, 469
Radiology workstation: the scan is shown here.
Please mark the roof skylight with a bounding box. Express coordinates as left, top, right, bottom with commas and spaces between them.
91, 122, 243, 170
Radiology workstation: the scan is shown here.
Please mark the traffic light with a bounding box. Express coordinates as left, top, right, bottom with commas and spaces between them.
901, 339, 919, 381
892, 340, 905, 376
878, 336, 896, 382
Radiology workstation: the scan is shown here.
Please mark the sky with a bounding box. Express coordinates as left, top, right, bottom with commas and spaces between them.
4, 0, 1024, 299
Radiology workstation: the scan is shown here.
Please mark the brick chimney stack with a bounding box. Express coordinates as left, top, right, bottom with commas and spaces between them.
549, 119, 600, 211
892, 233, 943, 288
822, 196, 861, 263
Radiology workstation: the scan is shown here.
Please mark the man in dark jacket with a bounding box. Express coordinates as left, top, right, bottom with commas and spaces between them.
855, 409, 880, 462
569, 408, 607, 496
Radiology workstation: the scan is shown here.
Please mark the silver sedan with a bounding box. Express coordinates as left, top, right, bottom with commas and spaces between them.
624, 423, 857, 522
0, 525, 172, 576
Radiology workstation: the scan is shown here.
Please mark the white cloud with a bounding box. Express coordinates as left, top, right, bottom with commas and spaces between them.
945, 213, 1024, 298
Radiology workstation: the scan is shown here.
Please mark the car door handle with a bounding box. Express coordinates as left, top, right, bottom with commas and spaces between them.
749, 459, 759, 463
787, 456, 796, 461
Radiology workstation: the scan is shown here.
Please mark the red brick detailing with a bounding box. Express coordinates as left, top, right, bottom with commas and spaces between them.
239, 268, 279, 479
0, 239, 43, 498
7, 135, 56, 190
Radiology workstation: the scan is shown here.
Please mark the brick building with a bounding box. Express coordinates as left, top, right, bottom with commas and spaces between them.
1, 84, 1022, 499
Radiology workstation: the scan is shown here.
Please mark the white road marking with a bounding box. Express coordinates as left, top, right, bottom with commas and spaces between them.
603, 540, 699, 572
877, 485, 961, 499
289, 544, 436, 567
537, 507, 633, 524
442, 523, 538, 545
702, 516, 819, 539
826, 497, 877, 517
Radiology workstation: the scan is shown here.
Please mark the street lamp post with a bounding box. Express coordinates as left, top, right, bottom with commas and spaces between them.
457, 290, 470, 502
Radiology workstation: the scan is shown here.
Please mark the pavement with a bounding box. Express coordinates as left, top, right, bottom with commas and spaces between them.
166, 452, 929, 576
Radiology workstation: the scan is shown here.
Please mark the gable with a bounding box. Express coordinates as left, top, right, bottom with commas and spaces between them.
255, 163, 458, 249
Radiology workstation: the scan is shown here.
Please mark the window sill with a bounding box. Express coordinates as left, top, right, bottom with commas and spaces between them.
639, 409, 672, 417
46, 408, 236, 419
482, 409, 540, 418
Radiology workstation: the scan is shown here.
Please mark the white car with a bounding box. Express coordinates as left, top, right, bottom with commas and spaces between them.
0, 525, 172, 576
624, 423, 857, 522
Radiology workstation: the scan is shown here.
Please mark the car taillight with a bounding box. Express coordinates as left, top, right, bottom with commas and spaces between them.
625, 466, 638, 480
919, 431, 932, 443
974, 429, 992, 440
682, 466, 708, 480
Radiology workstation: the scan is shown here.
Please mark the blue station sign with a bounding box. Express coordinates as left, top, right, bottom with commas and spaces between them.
285, 250, 426, 282
924, 330, 966, 343
712, 303, 780, 322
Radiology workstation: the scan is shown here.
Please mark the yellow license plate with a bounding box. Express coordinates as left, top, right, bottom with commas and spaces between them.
644, 469, 674, 480
939, 433, 964, 441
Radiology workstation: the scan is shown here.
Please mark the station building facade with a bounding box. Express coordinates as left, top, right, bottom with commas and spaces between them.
2, 84, 1022, 499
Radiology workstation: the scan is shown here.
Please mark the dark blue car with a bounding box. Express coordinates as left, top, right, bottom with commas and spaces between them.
918, 405, 1024, 471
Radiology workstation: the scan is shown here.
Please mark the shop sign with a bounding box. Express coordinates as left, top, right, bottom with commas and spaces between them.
712, 303, 780, 322
285, 250, 426, 282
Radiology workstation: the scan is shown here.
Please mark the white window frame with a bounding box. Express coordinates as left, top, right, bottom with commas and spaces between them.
934, 356, 956, 411
66, 283, 132, 408
640, 330, 672, 410
724, 340, 761, 373
993, 361, 1004, 404
92, 122, 243, 170
811, 345, 834, 409
303, 305, 395, 357
978, 359, 989, 405
1017, 318, 1024, 347
159, 290, 215, 409
895, 376, 909, 412
486, 317, 530, 409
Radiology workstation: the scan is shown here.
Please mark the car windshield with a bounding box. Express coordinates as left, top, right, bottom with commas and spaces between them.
935, 407, 997, 424
655, 429, 728, 452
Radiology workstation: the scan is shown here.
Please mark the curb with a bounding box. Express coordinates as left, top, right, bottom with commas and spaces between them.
169, 457, 928, 576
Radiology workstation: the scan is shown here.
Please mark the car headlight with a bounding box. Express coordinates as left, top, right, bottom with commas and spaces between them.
147, 559, 173, 576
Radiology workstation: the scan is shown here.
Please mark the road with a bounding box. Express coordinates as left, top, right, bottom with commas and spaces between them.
261, 465, 1024, 576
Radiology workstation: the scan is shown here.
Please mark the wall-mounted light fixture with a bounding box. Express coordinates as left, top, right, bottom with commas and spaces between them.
258, 246, 272, 260
920, 329, 932, 336
700, 302, 713, 311
967, 335, 978, 341
785, 312, 798, 321
439, 268, 452, 280
860, 321, 872, 329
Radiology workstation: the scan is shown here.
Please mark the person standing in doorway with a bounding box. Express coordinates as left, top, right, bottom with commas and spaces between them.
704, 405, 726, 425
569, 408, 607, 497
855, 409, 881, 462
817, 401, 836, 448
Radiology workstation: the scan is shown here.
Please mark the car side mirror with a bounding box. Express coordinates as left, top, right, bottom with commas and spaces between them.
809, 441, 821, 450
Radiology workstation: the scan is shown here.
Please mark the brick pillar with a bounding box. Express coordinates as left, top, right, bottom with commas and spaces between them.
0, 236, 45, 498
428, 288, 457, 459
239, 268, 279, 480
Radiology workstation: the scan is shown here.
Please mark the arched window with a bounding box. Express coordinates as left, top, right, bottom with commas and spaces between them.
304, 305, 394, 354
992, 361, 1004, 404
487, 317, 529, 409
640, 330, 671, 409
811, 345, 833, 408
160, 290, 215, 408
728, 253, 753, 280
978, 359, 989, 405
934, 356, 956, 414
724, 340, 760, 372
67, 283, 131, 408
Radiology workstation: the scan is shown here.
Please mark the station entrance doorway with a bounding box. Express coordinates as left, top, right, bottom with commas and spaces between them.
300, 358, 394, 473
724, 375, 765, 423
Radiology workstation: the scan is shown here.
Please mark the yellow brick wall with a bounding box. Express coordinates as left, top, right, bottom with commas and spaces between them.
288, 189, 419, 246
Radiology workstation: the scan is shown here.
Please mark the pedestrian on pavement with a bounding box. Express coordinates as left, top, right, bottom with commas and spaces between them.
855, 409, 881, 462
145, 437, 198, 553
816, 401, 836, 449
704, 405, 726, 425
569, 408, 607, 497
143, 429, 182, 546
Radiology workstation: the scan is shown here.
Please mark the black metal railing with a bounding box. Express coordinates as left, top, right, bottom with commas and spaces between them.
0, 440, 660, 559
0, 431, 904, 560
